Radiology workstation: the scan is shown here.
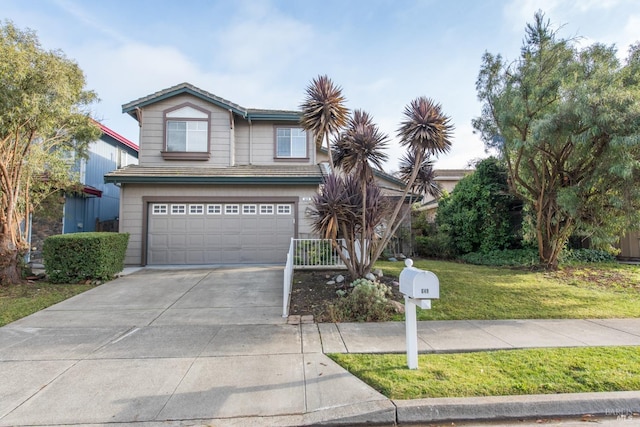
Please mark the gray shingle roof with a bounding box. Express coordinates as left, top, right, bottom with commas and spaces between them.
122, 82, 300, 122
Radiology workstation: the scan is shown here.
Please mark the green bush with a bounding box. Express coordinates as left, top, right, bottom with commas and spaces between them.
561, 248, 617, 264
328, 279, 394, 322
461, 248, 539, 267
415, 234, 454, 259
43, 232, 129, 283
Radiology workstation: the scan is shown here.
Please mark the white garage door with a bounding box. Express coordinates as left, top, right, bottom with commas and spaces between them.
147, 202, 294, 264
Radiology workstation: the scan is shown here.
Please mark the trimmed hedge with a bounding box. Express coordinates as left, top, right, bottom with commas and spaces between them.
43, 232, 129, 284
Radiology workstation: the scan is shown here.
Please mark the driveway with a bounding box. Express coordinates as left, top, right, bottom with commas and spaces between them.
0, 266, 391, 426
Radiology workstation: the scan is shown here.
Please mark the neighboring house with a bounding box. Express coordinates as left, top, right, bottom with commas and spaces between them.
29, 122, 139, 262
106, 82, 410, 266
617, 232, 640, 260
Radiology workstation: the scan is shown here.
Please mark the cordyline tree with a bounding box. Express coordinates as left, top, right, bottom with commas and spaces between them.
300, 75, 453, 278
0, 21, 100, 284
473, 12, 640, 269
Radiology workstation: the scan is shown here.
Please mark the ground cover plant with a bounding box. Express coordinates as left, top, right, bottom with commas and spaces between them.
0, 279, 97, 326
329, 346, 640, 399
290, 259, 640, 322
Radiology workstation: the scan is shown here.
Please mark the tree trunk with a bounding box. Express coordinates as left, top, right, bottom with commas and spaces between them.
0, 235, 22, 285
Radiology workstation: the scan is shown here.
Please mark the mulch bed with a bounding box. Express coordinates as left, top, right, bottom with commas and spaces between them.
288, 269, 404, 322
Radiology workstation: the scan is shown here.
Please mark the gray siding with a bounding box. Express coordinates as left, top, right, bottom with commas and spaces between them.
136, 94, 315, 167
138, 94, 231, 167
119, 183, 318, 265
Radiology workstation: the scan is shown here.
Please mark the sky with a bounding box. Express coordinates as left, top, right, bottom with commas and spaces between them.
3, 0, 640, 171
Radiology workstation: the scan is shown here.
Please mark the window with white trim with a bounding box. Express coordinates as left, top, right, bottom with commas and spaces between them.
276, 127, 307, 158
152, 204, 168, 215
171, 204, 186, 215
243, 204, 257, 215
225, 204, 239, 215
164, 104, 210, 156
207, 204, 222, 214
277, 204, 292, 215
189, 204, 204, 214
260, 204, 274, 215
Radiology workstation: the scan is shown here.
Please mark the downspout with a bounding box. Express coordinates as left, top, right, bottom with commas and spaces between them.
248, 117, 253, 165
229, 109, 235, 166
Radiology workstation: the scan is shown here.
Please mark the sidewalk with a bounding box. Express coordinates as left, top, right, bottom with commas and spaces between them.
1, 267, 639, 426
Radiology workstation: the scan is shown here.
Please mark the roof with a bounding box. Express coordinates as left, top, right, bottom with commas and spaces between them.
104, 164, 326, 185
93, 120, 139, 153
434, 169, 474, 181
122, 82, 300, 122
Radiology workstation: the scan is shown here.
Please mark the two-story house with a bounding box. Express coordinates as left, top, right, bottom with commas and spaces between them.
105, 83, 327, 266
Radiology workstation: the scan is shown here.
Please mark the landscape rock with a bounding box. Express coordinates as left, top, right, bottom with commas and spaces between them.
388, 257, 398, 262
335, 275, 345, 283
392, 281, 400, 287
365, 272, 376, 281
326, 280, 336, 285
373, 269, 383, 278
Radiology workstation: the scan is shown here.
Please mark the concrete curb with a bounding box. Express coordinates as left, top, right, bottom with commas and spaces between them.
394, 390, 640, 424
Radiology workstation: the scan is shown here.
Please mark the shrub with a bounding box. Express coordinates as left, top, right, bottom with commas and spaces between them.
436, 158, 523, 256
328, 278, 394, 322
43, 232, 129, 283
415, 234, 454, 259
561, 248, 617, 264
461, 248, 539, 267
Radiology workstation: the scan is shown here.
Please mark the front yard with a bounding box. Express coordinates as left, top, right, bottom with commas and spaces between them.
290, 260, 640, 321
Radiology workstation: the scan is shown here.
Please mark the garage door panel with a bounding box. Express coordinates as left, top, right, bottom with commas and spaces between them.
148, 202, 294, 265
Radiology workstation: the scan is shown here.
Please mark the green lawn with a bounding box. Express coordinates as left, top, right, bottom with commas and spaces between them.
330, 346, 640, 399
377, 260, 640, 320
0, 281, 96, 327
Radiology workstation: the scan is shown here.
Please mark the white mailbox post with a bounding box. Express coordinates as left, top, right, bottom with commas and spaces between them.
399, 259, 439, 369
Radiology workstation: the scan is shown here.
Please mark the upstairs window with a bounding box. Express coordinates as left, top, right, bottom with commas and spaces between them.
276, 127, 307, 159
163, 103, 210, 160
167, 121, 208, 152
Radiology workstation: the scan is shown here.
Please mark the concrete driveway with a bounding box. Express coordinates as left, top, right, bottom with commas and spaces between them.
0, 266, 391, 426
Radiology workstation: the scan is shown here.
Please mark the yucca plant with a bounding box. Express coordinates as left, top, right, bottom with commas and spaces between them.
332, 110, 389, 275
300, 75, 349, 173
398, 151, 441, 199
371, 97, 453, 264
311, 174, 390, 278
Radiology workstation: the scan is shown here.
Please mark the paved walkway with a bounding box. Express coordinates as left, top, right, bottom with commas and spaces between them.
1, 266, 639, 426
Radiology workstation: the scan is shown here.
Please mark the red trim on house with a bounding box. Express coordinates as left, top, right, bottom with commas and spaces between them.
82, 185, 103, 197
92, 120, 139, 152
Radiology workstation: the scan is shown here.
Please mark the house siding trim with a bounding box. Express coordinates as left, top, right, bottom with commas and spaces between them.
140, 195, 299, 266
105, 176, 323, 185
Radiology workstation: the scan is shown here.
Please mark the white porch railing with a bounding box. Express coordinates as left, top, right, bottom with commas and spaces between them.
282, 238, 347, 318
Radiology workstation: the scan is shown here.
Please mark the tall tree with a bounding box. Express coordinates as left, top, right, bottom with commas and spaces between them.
299, 75, 349, 173
0, 21, 100, 284
331, 110, 389, 277
370, 97, 453, 264
474, 12, 640, 269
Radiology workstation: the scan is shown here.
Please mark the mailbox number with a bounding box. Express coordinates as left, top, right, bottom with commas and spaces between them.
421, 289, 429, 294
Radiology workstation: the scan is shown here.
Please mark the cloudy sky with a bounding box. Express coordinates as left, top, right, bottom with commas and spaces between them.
3, 0, 640, 170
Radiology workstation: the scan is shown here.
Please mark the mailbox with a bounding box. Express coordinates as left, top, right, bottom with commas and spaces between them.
399, 261, 439, 299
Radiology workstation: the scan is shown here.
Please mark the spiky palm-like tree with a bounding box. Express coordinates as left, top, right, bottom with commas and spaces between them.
311, 173, 389, 278
332, 110, 389, 275
398, 151, 441, 199
299, 75, 349, 173
372, 97, 453, 263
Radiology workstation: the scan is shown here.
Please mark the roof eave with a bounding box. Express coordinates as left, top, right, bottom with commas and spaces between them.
104, 175, 322, 185
122, 87, 247, 118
